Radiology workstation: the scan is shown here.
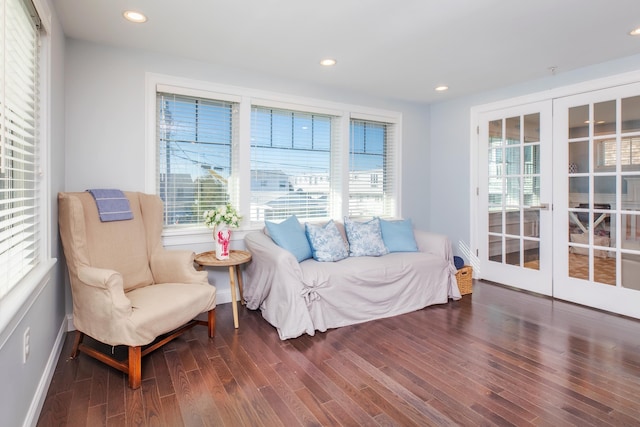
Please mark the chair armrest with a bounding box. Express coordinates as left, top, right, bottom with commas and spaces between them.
150, 250, 209, 285
77, 266, 132, 310
77, 265, 119, 289
73, 266, 133, 339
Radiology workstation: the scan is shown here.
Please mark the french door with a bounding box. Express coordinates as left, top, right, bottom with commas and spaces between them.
477, 83, 640, 319
478, 101, 553, 295
553, 83, 640, 317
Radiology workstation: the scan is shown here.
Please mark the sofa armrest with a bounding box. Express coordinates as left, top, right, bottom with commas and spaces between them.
244, 231, 304, 308
414, 229, 454, 262
414, 230, 460, 300
245, 231, 302, 270
150, 249, 209, 285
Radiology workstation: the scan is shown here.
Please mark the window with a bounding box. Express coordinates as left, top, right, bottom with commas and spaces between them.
149, 75, 402, 233
597, 137, 640, 169
156, 92, 238, 227
349, 119, 397, 218
250, 106, 335, 222
0, 0, 42, 298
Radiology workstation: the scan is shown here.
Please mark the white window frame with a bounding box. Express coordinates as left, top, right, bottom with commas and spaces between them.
248, 101, 342, 224
155, 90, 240, 228
0, 0, 55, 342
145, 73, 402, 245
349, 112, 401, 219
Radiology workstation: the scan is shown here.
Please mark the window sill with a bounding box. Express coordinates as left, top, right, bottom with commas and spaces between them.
0, 258, 57, 347
161, 226, 263, 248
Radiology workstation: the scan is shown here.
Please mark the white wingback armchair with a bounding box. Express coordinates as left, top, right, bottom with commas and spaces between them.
58, 191, 216, 388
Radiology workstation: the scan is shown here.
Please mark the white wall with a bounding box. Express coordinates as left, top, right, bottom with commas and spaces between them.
64, 39, 431, 209
0, 1, 67, 425
64, 39, 432, 302
429, 52, 640, 261
400, 105, 432, 230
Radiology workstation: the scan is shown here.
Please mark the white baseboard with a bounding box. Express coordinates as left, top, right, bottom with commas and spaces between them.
23, 317, 67, 427
65, 313, 74, 332
216, 287, 233, 305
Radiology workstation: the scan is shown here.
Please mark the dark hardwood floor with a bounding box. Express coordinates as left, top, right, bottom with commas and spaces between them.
37, 280, 640, 426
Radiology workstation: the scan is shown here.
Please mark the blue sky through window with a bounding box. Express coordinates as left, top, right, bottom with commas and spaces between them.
350, 120, 385, 171
158, 95, 233, 181
251, 107, 331, 178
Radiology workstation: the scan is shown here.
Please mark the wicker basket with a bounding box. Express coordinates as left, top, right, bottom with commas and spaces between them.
455, 265, 473, 295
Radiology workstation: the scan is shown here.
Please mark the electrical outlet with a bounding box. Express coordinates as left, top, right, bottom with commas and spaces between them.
23, 327, 30, 363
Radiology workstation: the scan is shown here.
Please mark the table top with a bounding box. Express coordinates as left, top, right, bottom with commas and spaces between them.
195, 249, 252, 267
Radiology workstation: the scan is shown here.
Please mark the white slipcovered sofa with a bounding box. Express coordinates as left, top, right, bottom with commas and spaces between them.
244, 220, 461, 340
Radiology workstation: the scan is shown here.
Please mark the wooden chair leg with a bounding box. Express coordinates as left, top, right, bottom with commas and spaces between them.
71, 331, 84, 358
73, 318, 212, 389
128, 346, 142, 389
208, 308, 216, 338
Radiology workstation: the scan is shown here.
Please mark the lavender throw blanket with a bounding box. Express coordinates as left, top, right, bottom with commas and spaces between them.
87, 189, 134, 222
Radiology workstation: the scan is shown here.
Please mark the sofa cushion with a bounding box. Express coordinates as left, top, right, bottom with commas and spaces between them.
265, 215, 313, 262
379, 218, 418, 253
305, 220, 349, 262
344, 217, 388, 257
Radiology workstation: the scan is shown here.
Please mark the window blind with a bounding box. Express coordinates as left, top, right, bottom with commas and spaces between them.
0, 0, 41, 299
599, 137, 640, 168
349, 119, 396, 218
156, 92, 237, 227
250, 106, 336, 222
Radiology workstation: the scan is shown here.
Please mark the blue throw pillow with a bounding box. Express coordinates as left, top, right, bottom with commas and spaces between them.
265, 215, 312, 262
344, 217, 388, 257
379, 218, 418, 253
305, 221, 349, 262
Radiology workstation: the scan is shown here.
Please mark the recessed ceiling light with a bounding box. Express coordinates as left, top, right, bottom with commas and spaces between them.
629, 27, 640, 36
320, 58, 337, 66
435, 85, 449, 92
123, 10, 147, 23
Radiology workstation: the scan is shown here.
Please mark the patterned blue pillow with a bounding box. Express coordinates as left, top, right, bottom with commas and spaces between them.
344, 217, 388, 257
305, 221, 348, 262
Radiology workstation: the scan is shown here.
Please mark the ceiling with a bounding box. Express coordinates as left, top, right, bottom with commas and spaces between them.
54, 0, 640, 104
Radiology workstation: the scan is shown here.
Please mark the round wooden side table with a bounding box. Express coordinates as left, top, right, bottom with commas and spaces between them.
194, 250, 252, 329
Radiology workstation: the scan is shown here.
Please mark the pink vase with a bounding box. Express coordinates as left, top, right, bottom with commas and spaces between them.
214, 226, 231, 260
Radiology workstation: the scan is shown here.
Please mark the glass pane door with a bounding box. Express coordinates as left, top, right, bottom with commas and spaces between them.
479, 101, 552, 295
554, 83, 640, 318
488, 114, 542, 268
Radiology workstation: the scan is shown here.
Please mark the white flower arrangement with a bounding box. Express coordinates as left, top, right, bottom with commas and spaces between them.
203, 203, 242, 229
